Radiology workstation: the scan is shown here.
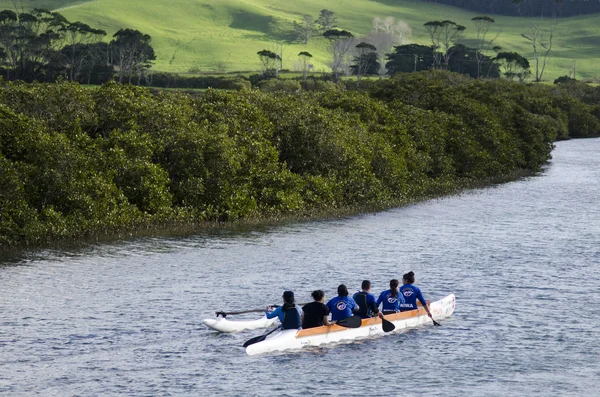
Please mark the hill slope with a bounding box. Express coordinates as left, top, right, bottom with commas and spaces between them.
1, 0, 599, 80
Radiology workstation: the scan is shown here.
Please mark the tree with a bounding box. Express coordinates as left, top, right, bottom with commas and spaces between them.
368, 16, 411, 75
110, 28, 155, 84
350, 42, 379, 81
385, 44, 434, 74
323, 29, 354, 80
521, 21, 555, 82
316, 9, 337, 32
61, 21, 106, 81
447, 44, 500, 78
257, 49, 280, 77
0, 8, 68, 81
424, 20, 443, 68
294, 15, 316, 44
424, 20, 465, 69
495, 51, 530, 82
298, 51, 312, 80
471, 16, 496, 78
439, 20, 466, 68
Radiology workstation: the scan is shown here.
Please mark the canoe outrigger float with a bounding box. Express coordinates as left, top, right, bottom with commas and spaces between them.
246, 294, 455, 356
203, 316, 278, 333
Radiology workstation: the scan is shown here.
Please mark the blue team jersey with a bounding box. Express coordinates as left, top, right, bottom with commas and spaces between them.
376, 289, 405, 312
326, 296, 358, 321
399, 284, 427, 311
265, 306, 302, 329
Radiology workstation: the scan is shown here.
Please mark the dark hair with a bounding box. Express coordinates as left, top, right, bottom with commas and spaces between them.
337, 284, 349, 297
311, 290, 324, 301
283, 290, 295, 304
361, 280, 371, 290
403, 271, 415, 284
390, 279, 399, 297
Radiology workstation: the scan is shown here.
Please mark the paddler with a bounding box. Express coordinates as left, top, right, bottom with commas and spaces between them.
376, 279, 405, 315
399, 271, 433, 319
326, 284, 359, 322
352, 280, 379, 319
301, 290, 330, 329
265, 290, 302, 330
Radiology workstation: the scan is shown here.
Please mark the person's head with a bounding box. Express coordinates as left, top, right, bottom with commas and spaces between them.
311, 289, 325, 302
390, 279, 399, 297
403, 271, 415, 284
283, 290, 295, 304
361, 280, 371, 292
337, 284, 349, 297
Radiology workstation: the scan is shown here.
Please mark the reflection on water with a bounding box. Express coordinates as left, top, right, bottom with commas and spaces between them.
1, 139, 600, 396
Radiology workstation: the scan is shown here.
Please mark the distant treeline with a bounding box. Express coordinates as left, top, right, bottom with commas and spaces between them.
417, 0, 600, 17
1, 71, 599, 248
0, 8, 155, 84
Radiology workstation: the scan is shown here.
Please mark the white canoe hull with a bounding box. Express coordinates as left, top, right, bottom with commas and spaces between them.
203, 316, 278, 333
246, 294, 455, 356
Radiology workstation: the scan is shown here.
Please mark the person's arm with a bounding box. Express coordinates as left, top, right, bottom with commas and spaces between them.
368, 295, 379, 314
416, 290, 432, 318
376, 292, 383, 308
351, 297, 360, 313
265, 306, 282, 320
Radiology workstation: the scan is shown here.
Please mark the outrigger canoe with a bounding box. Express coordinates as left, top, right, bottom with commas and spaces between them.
246, 294, 455, 356
203, 316, 278, 333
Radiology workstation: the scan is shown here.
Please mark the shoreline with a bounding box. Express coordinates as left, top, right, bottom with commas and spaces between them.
0, 170, 532, 255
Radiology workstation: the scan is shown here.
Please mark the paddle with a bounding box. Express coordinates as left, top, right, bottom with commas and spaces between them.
335, 315, 362, 328
381, 314, 395, 332
243, 327, 279, 348
432, 318, 441, 326
217, 302, 311, 318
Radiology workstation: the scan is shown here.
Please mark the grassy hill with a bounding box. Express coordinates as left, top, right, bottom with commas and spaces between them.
1, 0, 599, 81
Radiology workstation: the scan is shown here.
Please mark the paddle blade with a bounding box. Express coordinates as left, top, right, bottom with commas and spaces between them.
243, 327, 279, 348
336, 315, 362, 328
432, 319, 442, 326
382, 317, 395, 333
243, 334, 267, 348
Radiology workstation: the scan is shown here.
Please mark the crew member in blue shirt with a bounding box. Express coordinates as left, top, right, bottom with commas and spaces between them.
399, 271, 433, 319
265, 290, 302, 329
353, 280, 379, 319
326, 284, 359, 322
376, 279, 405, 315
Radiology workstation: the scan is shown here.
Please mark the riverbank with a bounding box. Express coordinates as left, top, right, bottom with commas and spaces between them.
1, 71, 598, 251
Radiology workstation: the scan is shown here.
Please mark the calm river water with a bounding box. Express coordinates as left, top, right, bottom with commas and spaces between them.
1, 139, 600, 396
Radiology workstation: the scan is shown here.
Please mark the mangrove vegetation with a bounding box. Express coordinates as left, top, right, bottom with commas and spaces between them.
1, 71, 599, 248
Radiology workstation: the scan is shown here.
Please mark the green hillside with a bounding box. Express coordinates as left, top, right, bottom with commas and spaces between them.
2, 0, 599, 80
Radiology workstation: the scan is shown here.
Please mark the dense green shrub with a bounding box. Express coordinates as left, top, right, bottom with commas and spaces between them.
0, 71, 598, 248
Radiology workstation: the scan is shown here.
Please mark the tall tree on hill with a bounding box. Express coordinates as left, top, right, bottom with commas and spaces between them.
471, 16, 495, 78
385, 44, 434, 74
0, 9, 19, 79
316, 9, 337, 32
0, 8, 68, 81
323, 29, 354, 81
439, 20, 466, 68
521, 21, 555, 82
110, 28, 155, 84
298, 51, 312, 80
62, 21, 106, 81
257, 49, 280, 77
368, 16, 411, 75
424, 20, 443, 68
294, 15, 316, 44
424, 20, 465, 69
495, 51, 530, 82
351, 42, 378, 82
